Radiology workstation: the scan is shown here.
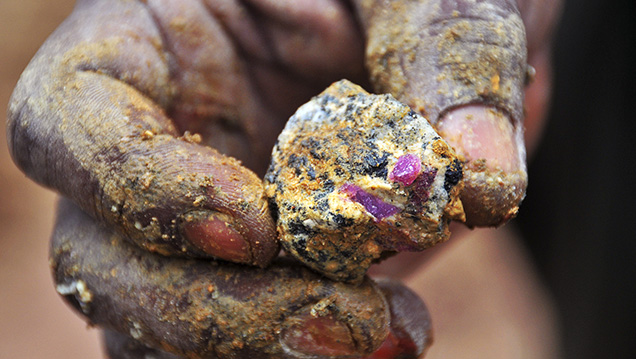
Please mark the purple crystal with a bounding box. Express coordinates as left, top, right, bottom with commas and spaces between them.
411, 167, 438, 205
389, 154, 422, 186
340, 184, 400, 220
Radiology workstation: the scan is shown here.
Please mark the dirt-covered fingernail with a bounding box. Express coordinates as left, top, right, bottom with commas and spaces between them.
363, 329, 418, 359
437, 105, 527, 227
438, 105, 522, 172
181, 210, 252, 264
365, 279, 433, 359
281, 312, 359, 357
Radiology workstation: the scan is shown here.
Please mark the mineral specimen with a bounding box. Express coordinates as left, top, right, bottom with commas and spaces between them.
265, 80, 465, 282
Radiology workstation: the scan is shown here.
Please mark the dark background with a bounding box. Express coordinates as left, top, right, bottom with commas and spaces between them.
518, 0, 636, 358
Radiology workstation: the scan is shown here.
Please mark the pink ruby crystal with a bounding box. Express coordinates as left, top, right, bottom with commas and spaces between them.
389, 154, 422, 186
340, 184, 400, 220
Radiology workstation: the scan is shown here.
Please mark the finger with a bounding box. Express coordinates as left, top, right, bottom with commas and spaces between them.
363, 279, 433, 359
103, 329, 182, 359
8, 0, 277, 265
232, 0, 365, 82
104, 283, 434, 359
208, 0, 368, 131
51, 199, 426, 358
518, 0, 564, 155
354, 0, 528, 227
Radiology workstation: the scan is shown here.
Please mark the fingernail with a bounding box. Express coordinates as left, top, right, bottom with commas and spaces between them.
281, 312, 358, 357
437, 105, 527, 226
368, 279, 433, 359
363, 329, 418, 359
181, 210, 252, 264
438, 105, 522, 172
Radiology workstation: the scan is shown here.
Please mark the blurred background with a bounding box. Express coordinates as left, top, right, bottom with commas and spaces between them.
0, 0, 102, 358
516, 0, 636, 357
1, 0, 634, 358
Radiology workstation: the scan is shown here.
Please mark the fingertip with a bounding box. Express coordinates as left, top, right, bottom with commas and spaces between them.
281, 313, 358, 357
365, 279, 433, 359
439, 106, 523, 173
437, 105, 527, 227
232, 193, 280, 267
181, 210, 253, 265
177, 147, 280, 266
279, 275, 391, 358
180, 206, 278, 267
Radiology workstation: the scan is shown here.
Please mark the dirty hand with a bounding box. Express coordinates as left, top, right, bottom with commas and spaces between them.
8, 0, 559, 358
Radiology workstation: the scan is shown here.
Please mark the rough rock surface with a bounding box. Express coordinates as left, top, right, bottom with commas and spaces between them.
265, 80, 465, 282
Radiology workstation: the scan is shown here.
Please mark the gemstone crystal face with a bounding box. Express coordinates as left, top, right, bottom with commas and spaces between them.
340, 183, 401, 221
389, 154, 422, 186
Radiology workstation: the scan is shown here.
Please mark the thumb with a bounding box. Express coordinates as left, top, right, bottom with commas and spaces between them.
355, 0, 528, 227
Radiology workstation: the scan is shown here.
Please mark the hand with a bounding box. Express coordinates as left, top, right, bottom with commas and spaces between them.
8, 0, 560, 358
52, 199, 431, 358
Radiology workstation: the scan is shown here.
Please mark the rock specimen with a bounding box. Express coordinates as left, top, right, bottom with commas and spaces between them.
265, 80, 465, 282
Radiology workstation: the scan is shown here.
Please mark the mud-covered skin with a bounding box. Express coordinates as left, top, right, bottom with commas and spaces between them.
51, 199, 421, 359
101, 287, 433, 359
265, 80, 464, 282
354, 0, 529, 226
7, 0, 293, 266
103, 329, 182, 359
